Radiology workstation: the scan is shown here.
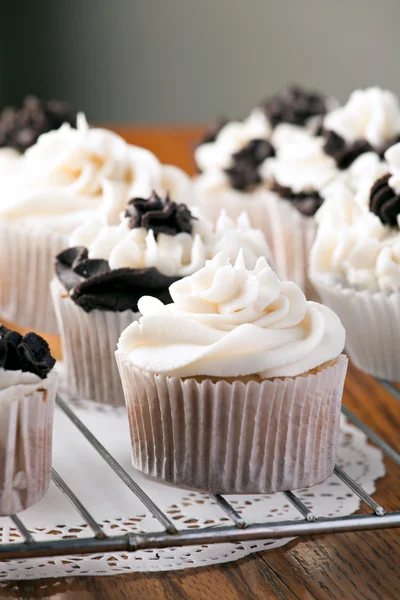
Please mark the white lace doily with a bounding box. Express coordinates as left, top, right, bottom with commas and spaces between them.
0, 400, 385, 580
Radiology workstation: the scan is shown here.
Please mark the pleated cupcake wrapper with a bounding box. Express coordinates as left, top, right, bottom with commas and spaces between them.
116, 353, 348, 494
0, 370, 57, 516
0, 220, 68, 334
311, 278, 400, 381
194, 187, 317, 298
51, 279, 139, 406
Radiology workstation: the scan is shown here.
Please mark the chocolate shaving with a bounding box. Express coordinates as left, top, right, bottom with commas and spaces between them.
369, 173, 400, 227
323, 130, 400, 169
225, 138, 275, 191
55, 247, 178, 313
0, 95, 77, 153
271, 181, 324, 217
0, 325, 55, 379
125, 191, 195, 237
261, 85, 328, 127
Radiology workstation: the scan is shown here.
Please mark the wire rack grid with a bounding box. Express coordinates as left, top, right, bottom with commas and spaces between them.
1, 382, 400, 561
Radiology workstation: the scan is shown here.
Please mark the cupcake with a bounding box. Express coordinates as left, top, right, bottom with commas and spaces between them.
0, 114, 191, 333
310, 142, 400, 380
193, 93, 342, 295
0, 325, 57, 515
52, 192, 272, 406
116, 252, 347, 493
323, 87, 400, 169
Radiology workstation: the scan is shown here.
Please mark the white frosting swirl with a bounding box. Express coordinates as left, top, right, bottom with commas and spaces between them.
324, 87, 400, 147
0, 115, 192, 232
195, 109, 272, 174
70, 209, 271, 277
311, 205, 400, 292
262, 126, 339, 193
0, 368, 40, 392
118, 252, 345, 378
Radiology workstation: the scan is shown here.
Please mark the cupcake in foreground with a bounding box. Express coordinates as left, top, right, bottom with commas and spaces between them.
52, 192, 272, 406
310, 142, 400, 381
0, 114, 191, 333
116, 252, 347, 493
0, 325, 57, 515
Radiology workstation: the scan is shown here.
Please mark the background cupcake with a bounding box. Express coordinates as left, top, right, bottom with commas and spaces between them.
310, 142, 400, 380
116, 252, 347, 493
0, 325, 57, 515
0, 114, 192, 333
52, 192, 272, 406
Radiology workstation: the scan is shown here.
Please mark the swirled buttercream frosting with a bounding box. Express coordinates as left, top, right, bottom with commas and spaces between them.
118, 252, 345, 378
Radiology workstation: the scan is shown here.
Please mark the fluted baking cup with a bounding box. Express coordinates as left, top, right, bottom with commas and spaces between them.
0, 220, 68, 334
116, 353, 348, 494
0, 370, 57, 515
311, 277, 400, 381
193, 184, 317, 298
51, 279, 139, 406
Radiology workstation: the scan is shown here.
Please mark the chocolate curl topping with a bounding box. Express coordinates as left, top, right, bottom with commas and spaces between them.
55, 247, 178, 313
370, 173, 400, 227
262, 85, 328, 127
225, 138, 275, 192
0, 324, 55, 379
271, 182, 324, 217
125, 191, 194, 237
323, 131, 372, 170
0, 95, 77, 153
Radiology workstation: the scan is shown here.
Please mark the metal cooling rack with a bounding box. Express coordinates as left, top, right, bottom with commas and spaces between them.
1, 384, 400, 561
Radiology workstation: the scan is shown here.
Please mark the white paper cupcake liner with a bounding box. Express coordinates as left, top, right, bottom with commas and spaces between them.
0, 221, 68, 334
51, 279, 139, 406
116, 353, 348, 494
311, 277, 400, 381
193, 183, 317, 298
0, 370, 57, 516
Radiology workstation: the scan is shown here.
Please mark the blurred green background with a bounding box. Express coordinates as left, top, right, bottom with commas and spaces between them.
1, 0, 399, 123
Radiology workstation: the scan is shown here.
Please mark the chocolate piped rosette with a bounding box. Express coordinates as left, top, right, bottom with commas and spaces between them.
51, 191, 272, 406
0, 325, 57, 515
0, 113, 192, 334
309, 142, 400, 381
116, 252, 347, 493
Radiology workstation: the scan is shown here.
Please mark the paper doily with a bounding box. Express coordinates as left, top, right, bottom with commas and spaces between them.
0, 400, 385, 580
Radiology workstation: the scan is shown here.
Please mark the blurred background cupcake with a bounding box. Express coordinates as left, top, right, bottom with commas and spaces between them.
52, 191, 272, 406
310, 142, 400, 381
0, 325, 57, 515
0, 113, 191, 334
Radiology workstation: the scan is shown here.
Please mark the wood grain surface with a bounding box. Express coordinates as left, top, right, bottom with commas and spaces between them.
1, 126, 399, 600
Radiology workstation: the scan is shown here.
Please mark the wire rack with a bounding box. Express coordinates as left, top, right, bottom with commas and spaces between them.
1, 382, 400, 562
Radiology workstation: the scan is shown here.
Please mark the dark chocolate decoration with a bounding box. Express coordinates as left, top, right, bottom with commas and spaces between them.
125, 191, 195, 237
0, 325, 55, 379
0, 95, 76, 153
261, 85, 328, 128
323, 130, 372, 170
197, 117, 229, 146
55, 247, 178, 313
323, 130, 400, 170
225, 138, 275, 191
271, 181, 324, 217
369, 173, 400, 227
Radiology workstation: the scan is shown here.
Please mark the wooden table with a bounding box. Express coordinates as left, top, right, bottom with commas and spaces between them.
2, 127, 400, 600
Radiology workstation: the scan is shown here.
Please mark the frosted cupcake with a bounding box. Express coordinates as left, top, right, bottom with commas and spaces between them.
52, 192, 272, 406
116, 252, 347, 493
310, 142, 400, 380
0, 114, 189, 333
0, 325, 57, 515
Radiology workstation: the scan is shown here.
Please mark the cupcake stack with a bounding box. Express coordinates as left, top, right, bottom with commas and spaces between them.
6, 83, 400, 504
